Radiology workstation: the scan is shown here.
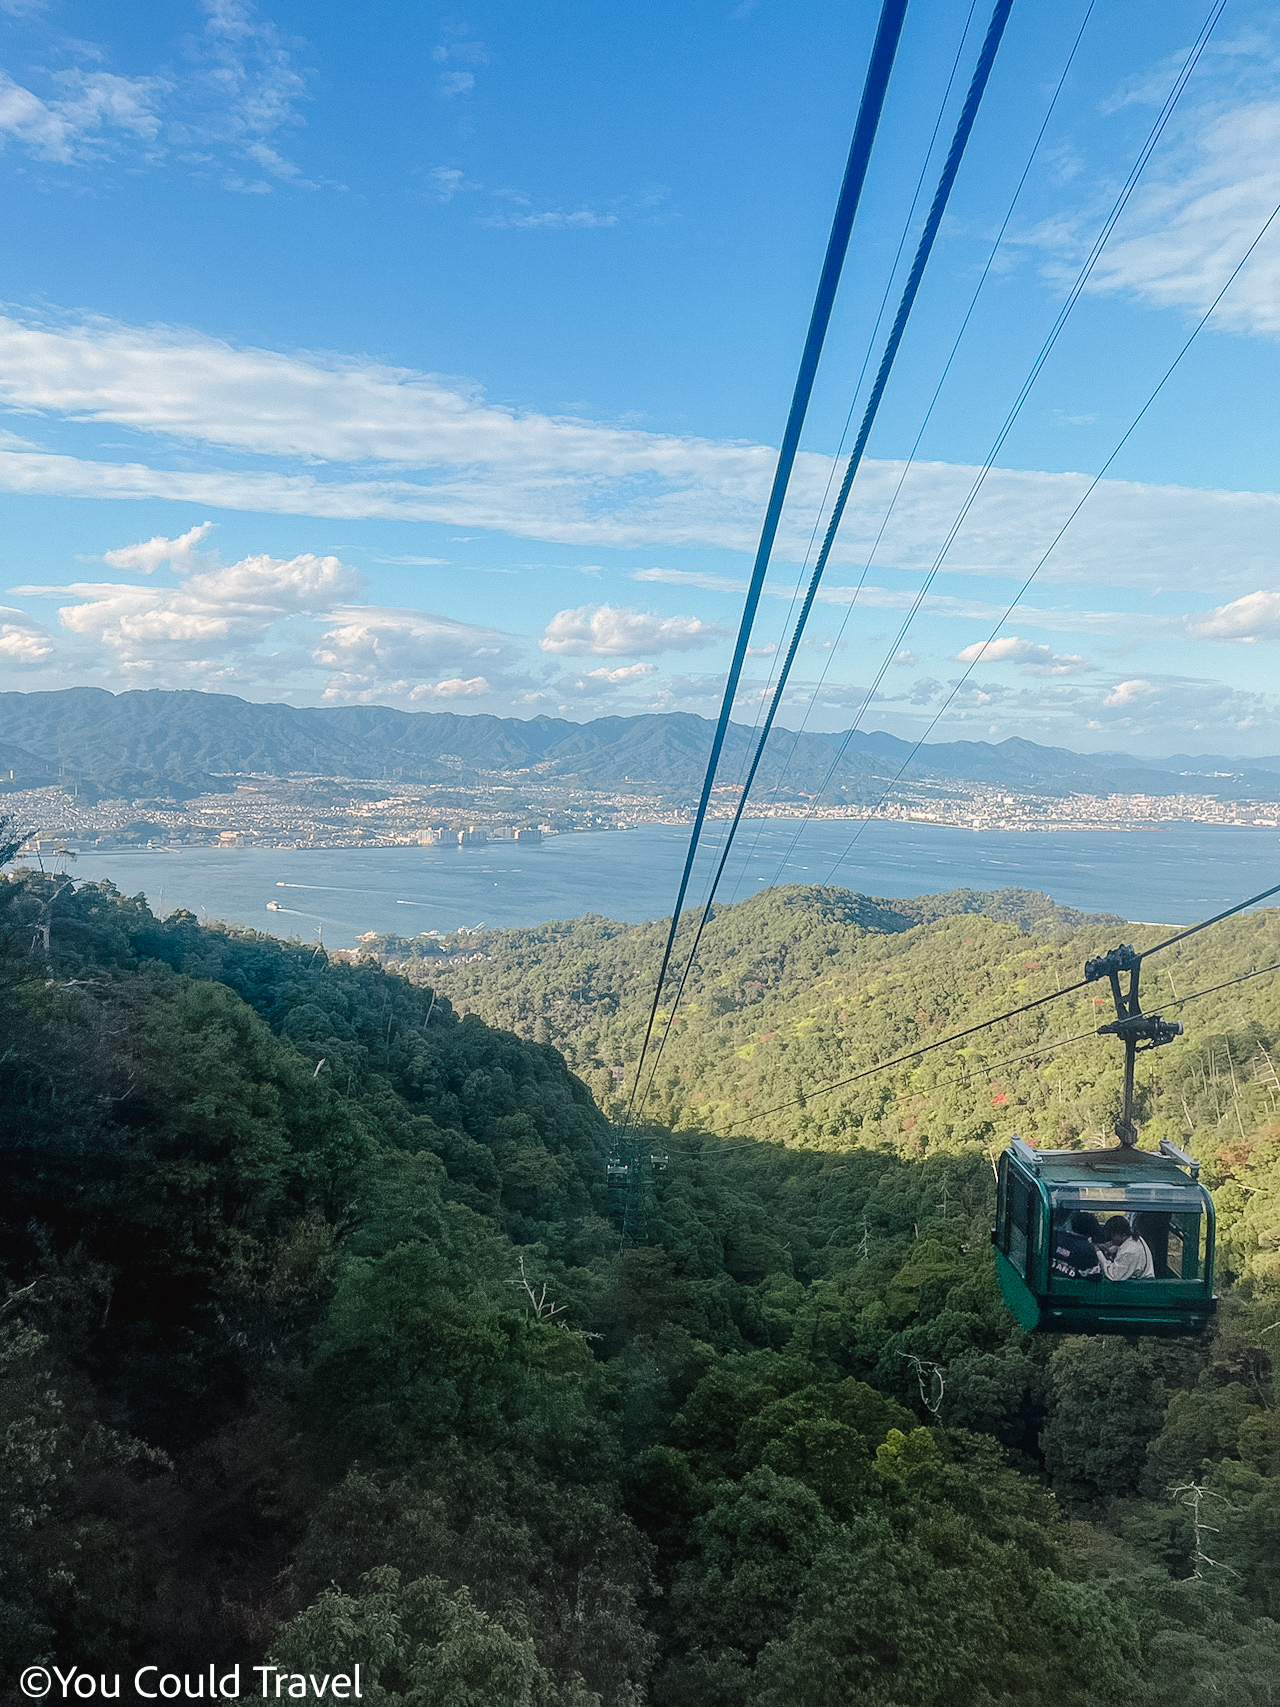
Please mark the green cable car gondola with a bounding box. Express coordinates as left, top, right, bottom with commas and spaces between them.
992, 940, 1218, 1337
993, 1136, 1215, 1336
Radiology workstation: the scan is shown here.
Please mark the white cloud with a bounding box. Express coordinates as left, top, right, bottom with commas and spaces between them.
102, 521, 214, 574
433, 33, 487, 99
953, 635, 1093, 676
555, 660, 660, 701
0, 1, 316, 190
424, 167, 479, 203
1185, 588, 1280, 641
539, 603, 727, 656
0, 312, 1278, 591
313, 606, 521, 702
892, 649, 918, 667
432, 39, 490, 66
633, 567, 745, 592
0, 605, 52, 662
373, 555, 449, 565
868, 669, 1280, 749
1104, 678, 1156, 707
1071, 672, 1278, 743
1073, 101, 1280, 336
581, 662, 657, 684
15, 534, 361, 665
410, 675, 490, 698
183, 0, 316, 190
0, 68, 165, 163
479, 206, 619, 230
634, 567, 1136, 637
955, 635, 1046, 665
190, 551, 361, 613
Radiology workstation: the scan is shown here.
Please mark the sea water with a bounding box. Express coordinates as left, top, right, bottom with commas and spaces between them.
50, 821, 1280, 950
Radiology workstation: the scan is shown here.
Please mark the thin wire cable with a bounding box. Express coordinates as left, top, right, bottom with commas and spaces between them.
731, 0, 1096, 883
824, 187, 1280, 881
1148, 960, 1280, 1018
624, 0, 910, 1131
633, 871, 1280, 1153
725, 949, 1280, 1134
1136, 882, 1280, 962
754, 0, 1227, 886
632, 0, 1015, 1122
723, 1025, 1101, 1135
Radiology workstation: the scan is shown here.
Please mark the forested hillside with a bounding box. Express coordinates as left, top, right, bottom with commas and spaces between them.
372, 882, 1280, 1156
0, 689, 886, 802
5, 841, 1280, 1705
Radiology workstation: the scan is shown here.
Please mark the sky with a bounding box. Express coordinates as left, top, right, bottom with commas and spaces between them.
1, 0, 1280, 756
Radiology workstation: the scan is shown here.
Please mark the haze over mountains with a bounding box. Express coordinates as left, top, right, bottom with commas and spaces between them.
818, 729, 1280, 800
1, 687, 1279, 804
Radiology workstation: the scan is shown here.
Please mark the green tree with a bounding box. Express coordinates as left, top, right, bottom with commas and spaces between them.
1042, 1340, 1169, 1506
264, 1566, 585, 1707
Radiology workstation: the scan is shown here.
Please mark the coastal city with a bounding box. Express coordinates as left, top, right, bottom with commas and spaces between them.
4, 768, 1280, 857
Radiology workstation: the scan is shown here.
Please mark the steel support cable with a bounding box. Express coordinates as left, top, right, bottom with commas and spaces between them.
741, 968, 1096, 1115
630, 0, 1016, 1124
669, 956, 1280, 1157
1148, 960, 1280, 1018
727, 957, 1280, 1135
672, 0, 983, 953
716, 0, 982, 801
623, 0, 911, 1131
823, 186, 1280, 883
724, 888, 1280, 1131
731, 0, 1096, 881
724, 1026, 1101, 1135
1138, 881, 1280, 964
749, 0, 1227, 886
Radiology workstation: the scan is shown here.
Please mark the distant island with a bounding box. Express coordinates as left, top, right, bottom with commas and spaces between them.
2, 686, 1279, 850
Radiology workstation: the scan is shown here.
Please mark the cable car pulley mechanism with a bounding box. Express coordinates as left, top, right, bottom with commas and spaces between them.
1085, 942, 1183, 1148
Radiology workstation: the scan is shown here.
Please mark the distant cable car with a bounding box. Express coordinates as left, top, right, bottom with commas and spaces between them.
605, 1154, 630, 1185
993, 939, 1217, 1336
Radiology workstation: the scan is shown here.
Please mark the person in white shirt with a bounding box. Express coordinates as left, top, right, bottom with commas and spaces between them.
1096, 1215, 1155, 1281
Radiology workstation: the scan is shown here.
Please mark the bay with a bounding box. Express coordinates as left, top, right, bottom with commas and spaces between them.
46, 820, 1280, 949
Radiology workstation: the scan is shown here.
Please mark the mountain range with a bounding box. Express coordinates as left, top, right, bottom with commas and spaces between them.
0, 686, 1278, 803
821, 728, 1280, 799
0, 687, 884, 803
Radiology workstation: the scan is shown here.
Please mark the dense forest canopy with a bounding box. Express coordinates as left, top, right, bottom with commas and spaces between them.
370, 883, 1280, 1167
3, 834, 1280, 1706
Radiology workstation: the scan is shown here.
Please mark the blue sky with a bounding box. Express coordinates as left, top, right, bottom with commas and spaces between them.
1, 0, 1280, 755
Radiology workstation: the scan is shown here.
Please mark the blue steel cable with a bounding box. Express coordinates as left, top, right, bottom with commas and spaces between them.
623, 0, 910, 1130
632, 0, 1015, 1121
763, 0, 1226, 888
731, 0, 1094, 881
714, 0, 980, 806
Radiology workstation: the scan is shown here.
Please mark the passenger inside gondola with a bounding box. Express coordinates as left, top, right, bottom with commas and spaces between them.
1050, 1209, 1102, 1280
998, 1143, 1215, 1334
1095, 1214, 1155, 1281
